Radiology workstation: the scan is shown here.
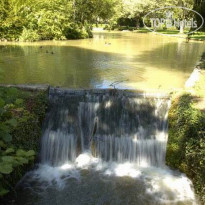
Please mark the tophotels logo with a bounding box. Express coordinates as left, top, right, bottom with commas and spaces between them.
143, 6, 204, 35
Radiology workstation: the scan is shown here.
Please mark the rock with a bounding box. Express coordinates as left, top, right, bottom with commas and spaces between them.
0, 84, 50, 91
185, 68, 201, 88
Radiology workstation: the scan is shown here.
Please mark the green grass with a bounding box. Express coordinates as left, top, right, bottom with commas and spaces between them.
96, 25, 205, 40
167, 93, 205, 203
133, 27, 205, 40
134, 28, 189, 34
189, 31, 205, 40
133, 28, 150, 33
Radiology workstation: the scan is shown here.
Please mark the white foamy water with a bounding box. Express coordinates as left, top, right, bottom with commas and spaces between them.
21, 152, 197, 204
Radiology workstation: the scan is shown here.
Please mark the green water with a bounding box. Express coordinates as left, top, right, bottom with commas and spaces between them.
0, 32, 204, 91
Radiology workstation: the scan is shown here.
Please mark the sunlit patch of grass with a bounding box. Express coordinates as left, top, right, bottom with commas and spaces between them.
133, 28, 150, 33
189, 31, 205, 41
156, 29, 180, 35
134, 28, 205, 41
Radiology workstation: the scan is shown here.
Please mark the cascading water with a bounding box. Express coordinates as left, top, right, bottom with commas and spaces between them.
41, 89, 169, 167
17, 89, 198, 205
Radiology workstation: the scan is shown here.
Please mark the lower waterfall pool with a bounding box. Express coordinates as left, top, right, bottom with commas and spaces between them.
16, 153, 197, 205
15, 89, 198, 205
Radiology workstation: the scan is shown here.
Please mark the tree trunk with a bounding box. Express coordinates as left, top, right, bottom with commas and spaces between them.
136, 18, 140, 29
180, 22, 184, 34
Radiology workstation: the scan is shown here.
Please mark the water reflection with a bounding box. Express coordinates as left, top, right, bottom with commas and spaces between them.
0, 32, 204, 90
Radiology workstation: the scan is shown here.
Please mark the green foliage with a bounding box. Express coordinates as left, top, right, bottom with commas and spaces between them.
19, 28, 40, 42
200, 52, 205, 69
0, 0, 24, 41
193, 0, 205, 30
0, 87, 48, 197
74, 0, 117, 24
64, 23, 92, 39
166, 94, 205, 203
0, 0, 117, 41
112, 0, 195, 31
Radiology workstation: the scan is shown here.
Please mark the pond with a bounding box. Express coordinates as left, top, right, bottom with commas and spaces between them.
0, 32, 204, 91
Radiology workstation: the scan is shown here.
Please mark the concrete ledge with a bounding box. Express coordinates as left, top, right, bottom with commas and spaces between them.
0, 84, 50, 91
49, 87, 170, 99
0, 84, 171, 98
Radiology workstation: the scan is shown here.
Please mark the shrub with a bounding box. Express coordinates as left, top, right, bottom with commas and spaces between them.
166, 94, 205, 203
200, 52, 205, 69
19, 28, 40, 42
0, 87, 48, 197
64, 24, 91, 39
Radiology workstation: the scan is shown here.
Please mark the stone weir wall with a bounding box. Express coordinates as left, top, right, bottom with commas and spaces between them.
0, 84, 170, 97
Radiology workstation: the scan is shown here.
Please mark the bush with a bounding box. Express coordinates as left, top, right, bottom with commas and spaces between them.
64, 24, 92, 39
19, 28, 40, 42
166, 94, 205, 203
201, 52, 205, 69
0, 87, 48, 198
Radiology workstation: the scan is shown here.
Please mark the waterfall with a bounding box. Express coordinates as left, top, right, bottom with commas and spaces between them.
41, 89, 170, 167
17, 89, 198, 205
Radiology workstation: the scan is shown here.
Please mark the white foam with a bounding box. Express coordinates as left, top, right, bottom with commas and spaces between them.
75, 152, 100, 168
30, 164, 80, 189
144, 167, 196, 204
25, 154, 197, 204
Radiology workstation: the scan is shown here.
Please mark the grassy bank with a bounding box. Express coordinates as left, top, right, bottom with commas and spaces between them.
166, 53, 205, 203
0, 87, 48, 203
189, 32, 205, 41
166, 94, 205, 203
115, 27, 205, 41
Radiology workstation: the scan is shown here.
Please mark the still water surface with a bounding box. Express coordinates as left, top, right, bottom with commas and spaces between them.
0, 32, 204, 90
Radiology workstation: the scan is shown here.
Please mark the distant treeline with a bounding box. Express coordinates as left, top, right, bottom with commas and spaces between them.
114, 0, 205, 32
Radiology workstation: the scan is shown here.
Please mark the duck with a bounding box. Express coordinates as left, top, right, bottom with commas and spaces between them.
105, 42, 111, 46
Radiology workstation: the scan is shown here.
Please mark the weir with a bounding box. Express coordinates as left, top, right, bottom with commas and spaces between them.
17, 89, 197, 205
41, 88, 170, 167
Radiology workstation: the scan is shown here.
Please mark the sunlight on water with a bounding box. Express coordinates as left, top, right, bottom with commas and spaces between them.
145, 168, 196, 204
0, 32, 204, 90
75, 152, 100, 168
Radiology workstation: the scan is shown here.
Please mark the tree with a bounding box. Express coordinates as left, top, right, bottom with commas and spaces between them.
74, 0, 117, 25
193, 0, 205, 30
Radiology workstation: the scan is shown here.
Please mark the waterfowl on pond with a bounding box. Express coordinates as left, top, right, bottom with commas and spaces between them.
105, 42, 111, 45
